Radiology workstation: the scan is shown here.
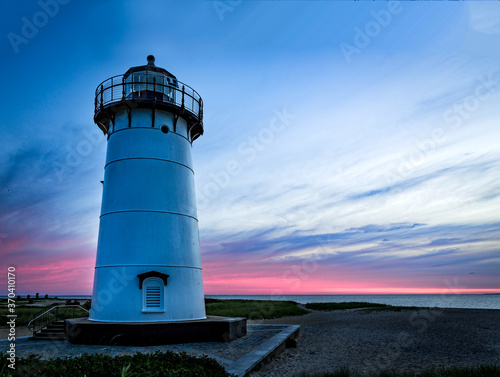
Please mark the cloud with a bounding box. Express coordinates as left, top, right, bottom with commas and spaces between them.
347, 223, 424, 233
468, 3, 500, 34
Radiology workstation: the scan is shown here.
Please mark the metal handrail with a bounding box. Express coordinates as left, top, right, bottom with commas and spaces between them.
94, 72, 203, 122
27, 305, 89, 333
32, 302, 58, 320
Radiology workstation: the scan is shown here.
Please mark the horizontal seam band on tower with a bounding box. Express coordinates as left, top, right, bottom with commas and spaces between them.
104, 157, 194, 173
99, 210, 198, 221
94, 265, 202, 270
109, 126, 191, 143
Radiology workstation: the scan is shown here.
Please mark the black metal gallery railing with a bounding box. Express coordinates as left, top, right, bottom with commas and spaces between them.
94, 72, 203, 123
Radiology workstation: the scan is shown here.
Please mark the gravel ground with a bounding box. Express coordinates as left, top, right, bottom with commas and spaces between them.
249, 308, 500, 377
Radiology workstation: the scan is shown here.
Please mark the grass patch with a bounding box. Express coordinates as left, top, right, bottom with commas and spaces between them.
0, 306, 48, 326
1, 299, 308, 327
294, 364, 500, 377
304, 302, 420, 312
0, 351, 232, 377
0, 306, 88, 327
205, 299, 308, 319
0, 300, 31, 305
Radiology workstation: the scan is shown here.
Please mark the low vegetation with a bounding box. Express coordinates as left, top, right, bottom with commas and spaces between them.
305, 302, 421, 312
296, 364, 500, 377
0, 351, 232, 377
0, 306, 47, 327
0, 301, 89, 326
1, 298, 308, 328
1, 299, 426, 327
205, 298, 308, 319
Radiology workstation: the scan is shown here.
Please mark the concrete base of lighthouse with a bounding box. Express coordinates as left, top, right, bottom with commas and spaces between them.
64, 316, 247, 345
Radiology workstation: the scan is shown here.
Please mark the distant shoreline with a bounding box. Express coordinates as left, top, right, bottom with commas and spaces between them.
3, 293, 498, 296
2, 293, 498, 298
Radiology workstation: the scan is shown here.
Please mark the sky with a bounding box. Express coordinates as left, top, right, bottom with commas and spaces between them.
1, 0, 499, 296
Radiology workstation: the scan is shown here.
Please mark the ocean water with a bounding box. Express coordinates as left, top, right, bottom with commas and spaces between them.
205, 294, 500, 310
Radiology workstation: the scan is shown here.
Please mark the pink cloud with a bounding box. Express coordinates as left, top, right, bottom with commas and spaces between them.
202, 258, 500, 295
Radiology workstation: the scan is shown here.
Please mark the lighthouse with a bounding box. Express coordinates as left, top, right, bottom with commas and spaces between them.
87, 55, 206, 323
66, 56, 246, 345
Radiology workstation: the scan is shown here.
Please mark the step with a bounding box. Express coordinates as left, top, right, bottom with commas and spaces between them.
28, 319, 69, 341
30, 322, 65, 330
30, 333, 66, 341
47, 323, 65, 327
33, 332, 65, 337
30, 335, 66, 341
29, 321, 67, 341
33, 333, 66, 339
35, 331, 64, 336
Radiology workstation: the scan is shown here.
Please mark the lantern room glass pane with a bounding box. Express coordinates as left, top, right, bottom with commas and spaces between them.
125, 71, 178, 103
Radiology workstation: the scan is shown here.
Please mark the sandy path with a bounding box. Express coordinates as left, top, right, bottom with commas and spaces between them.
249, 308, 500, 376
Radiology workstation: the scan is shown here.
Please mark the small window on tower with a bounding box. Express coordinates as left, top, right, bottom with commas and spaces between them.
142, 277, 165, 312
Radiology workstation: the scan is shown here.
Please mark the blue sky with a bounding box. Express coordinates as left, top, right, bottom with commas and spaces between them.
1, 0, 499, 295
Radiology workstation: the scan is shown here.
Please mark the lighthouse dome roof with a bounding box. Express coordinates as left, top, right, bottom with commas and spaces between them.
124, 55, 177, 79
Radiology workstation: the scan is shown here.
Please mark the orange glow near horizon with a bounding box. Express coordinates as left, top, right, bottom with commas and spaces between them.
204, 287, 500, 295
11, 268, 500, 296
200, 259, 500, 296
8, 273, 500, 296
4, 245, 499, 296
201, 275, 500, 296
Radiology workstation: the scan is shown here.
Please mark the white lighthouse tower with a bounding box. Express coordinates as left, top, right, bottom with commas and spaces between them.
89, 55, 206, 322
66, 56, 245, 345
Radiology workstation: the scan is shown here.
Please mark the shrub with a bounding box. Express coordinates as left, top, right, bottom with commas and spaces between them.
205, 298, 222, 304
0, 351, 232, 377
